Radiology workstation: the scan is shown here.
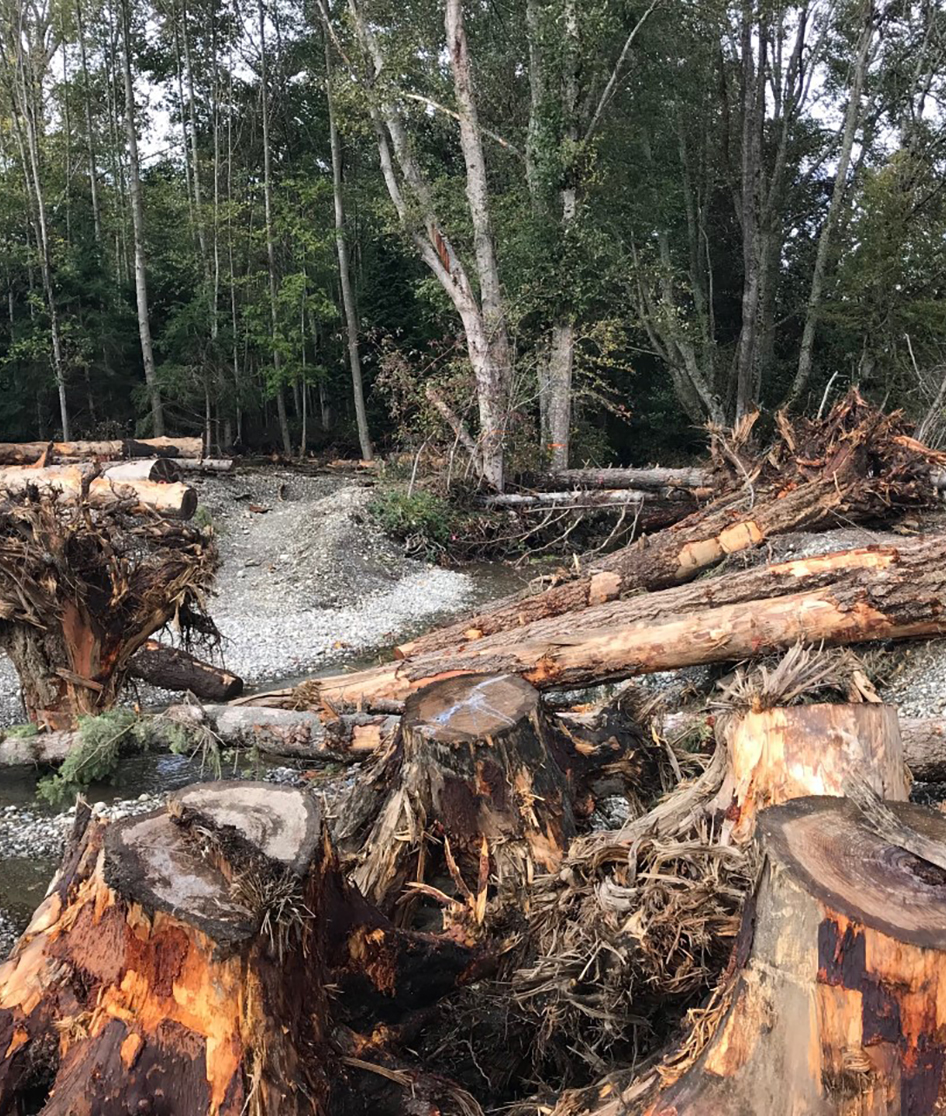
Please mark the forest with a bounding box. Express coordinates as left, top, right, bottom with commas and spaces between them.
1, 0, 944, 482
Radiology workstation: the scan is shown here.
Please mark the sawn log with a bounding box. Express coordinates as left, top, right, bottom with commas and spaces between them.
0, 436, 203, 465
128, 640, 243, 700
295, 536, 946, 713
0, 464, 197, 519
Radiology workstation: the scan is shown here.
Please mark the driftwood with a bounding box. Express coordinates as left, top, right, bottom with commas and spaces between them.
171, 457, 234, 473
0, 783, 484, 1115
0, 499, 217, 727
128, 640, 243, 700
0, 437, 203, 465
533, 465, 713, 491
637, 797, 946, 1116
402, 390, 946, 658
284, 536, 946, 714
481, 488, 704, 510
0, 464, 197, 519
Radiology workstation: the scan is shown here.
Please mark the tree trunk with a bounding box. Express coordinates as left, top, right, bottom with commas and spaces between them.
397, 474, 890, 658
338, 673, 578, 915
0, 783, 482, 1115
119, 0, 165, 436
301, 536, 946, 712
325, 35, 373, 462
0, 437, 203, 464
445, 0, 512, 491
128, 639, 243, 700
646, 796, 946, 1116
787, 5, 874, 410
0, 465, 197, 518
258, 0, 292, 458
712, 703, 909, 842
75, 0, 102, 248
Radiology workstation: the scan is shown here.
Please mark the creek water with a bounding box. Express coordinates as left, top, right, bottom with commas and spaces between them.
0, 558, 532, 940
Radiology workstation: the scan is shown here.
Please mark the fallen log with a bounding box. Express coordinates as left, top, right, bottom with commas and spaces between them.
0, 464, 197, 519
0, 783, 483, 1115
642, 796, 946, 1116
99, 457, 182, 483
533, 466, 713, 491
0, 704, 399, 768
481, 487, 704, 509
296, 536, 946, 713
171, 456, 234, 473
400, 390, 944, 659
128, 639, 243, 700
0, 436, 203, 465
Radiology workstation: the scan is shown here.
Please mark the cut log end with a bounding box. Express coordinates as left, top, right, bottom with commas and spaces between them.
650, 795, 946, 1116
402, 672, 539, 744
759, 796, 946, 950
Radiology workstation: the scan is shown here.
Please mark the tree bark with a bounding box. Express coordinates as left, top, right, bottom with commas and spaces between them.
398, 474, 887, 658
98, 458, 183, 482
532, 466, 713, 491
258, 0, 292, 457
75, 0, 102, 247
338, 673, 578, 915
0, 437, 203, 464
481, 487, 700, 511
0, 465, 197, 518
300, 536, 946, 713
788, 3, 875, 409
325, 34, 373, 462
0, 783, 482, 1115
645, 796, 946, 1116
127, 640, 243, 700
119, 0, 165, 436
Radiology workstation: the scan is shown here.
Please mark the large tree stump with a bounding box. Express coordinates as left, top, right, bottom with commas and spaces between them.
0, 782, 483, 1116
648, 796, 946, 1116
340, 674, 579, 916
714, 703, 910, 841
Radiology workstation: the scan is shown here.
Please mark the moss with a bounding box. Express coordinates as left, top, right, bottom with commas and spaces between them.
5, 723, 39, 739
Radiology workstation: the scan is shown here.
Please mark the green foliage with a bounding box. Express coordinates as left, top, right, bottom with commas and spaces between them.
368, 488, 458, 558
36, 710, 139, 808
4, 723, 39, 740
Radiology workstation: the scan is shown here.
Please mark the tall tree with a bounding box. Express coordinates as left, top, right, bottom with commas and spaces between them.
119, 0, 166, 434
324, 33, 372, 460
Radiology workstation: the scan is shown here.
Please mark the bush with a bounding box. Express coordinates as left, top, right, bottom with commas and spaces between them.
368, 488, 458, 559
36, 710, 140, 808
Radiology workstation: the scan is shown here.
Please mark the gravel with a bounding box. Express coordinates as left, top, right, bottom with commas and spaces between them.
0, 470, 480, 726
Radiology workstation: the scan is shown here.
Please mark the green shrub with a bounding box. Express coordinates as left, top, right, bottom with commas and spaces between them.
5, 723, 38, 739
36, 710, 138, 808
368, 488, 457, 558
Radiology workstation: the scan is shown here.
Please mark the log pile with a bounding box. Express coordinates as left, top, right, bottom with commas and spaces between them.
9, 395, 946, 1114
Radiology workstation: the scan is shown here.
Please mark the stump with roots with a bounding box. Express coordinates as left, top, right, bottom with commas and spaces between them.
713, 702, 910, 841
341, 673, 581, 916
0, 782, 482, 1116
648, 796, 946, 1116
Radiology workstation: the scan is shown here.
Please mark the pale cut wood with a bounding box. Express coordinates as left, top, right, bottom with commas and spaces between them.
643, 797, 946, 1116
714, 704, 909, 842
0, 464, 197, 518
